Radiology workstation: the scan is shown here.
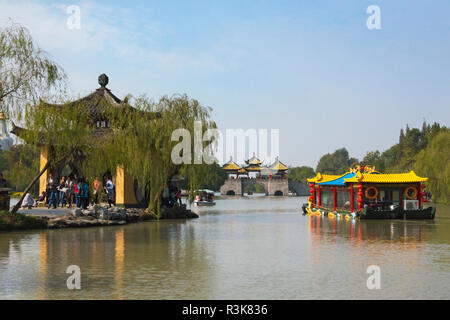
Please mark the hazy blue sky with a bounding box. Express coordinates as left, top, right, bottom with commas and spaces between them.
1, 0, 449, 168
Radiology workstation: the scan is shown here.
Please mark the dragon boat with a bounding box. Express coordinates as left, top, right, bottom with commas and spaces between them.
302, 165, 435, 220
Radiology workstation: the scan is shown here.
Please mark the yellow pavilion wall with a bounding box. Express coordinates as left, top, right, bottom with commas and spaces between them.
39, 146, 48, 195
115, 166, 138, 207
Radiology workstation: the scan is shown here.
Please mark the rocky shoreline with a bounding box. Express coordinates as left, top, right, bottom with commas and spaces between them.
45, 204, 199, 229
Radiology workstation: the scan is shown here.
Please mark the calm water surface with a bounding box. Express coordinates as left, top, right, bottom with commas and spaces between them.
1, 196, 450, 299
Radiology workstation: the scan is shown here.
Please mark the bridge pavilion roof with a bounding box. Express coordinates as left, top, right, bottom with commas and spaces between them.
223, 158, 242, 171
245, 153, 262, 166
269, 157, 288, 172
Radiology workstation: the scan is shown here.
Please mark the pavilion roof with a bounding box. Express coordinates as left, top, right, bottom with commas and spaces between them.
35, 74, 161, 122
269, 157, 288, 171
10, 74, 161, 143
245, 153, 262, 165
223, 159, 242, 171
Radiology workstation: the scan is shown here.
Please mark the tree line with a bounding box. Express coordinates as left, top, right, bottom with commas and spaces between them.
288, 122, 449, 204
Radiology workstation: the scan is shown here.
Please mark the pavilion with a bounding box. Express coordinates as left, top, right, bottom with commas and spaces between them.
11, 74, 160, 207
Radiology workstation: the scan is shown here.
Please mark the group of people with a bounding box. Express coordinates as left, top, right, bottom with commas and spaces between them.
43, 174, 116, 210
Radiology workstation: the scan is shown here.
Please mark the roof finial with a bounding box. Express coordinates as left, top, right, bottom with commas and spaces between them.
98, 73, 109, 88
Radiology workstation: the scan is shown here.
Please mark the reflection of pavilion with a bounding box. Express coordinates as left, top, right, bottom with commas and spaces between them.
11, 74, 160, 207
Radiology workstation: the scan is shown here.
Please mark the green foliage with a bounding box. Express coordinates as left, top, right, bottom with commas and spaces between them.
362, 122, 449, 203
0, 210, 47, 230
415, 129, 450, 204
0, 149, 8, 175
0, 21, 66, 118
243, 183, 266, 193
6, 144, 39, 194
287, 166, 315, 183
316, 148, 358, 174
183, 163, 227, 192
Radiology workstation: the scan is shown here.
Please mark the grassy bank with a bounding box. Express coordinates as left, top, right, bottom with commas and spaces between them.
0, 210, 48, 231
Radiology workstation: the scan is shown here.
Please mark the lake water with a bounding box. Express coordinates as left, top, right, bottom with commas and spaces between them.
1, 195, 450, 299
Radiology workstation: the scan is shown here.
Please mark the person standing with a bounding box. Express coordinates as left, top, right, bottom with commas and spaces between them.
92, 177, 102, 205
66, 177, 75, 208
74, 179, 81, 208
46, 174, 54, 205
105, 177, 115, 208
176, 189, 182, 206
47, 177, 59, 209
58, 176, 68, 208
79, 178, 89, 209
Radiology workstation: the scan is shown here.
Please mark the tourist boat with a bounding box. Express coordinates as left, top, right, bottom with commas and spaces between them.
303, 165, 435, 220
194, 189, 216, 206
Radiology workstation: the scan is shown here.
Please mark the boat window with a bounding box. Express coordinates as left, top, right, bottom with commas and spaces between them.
321, 189, 333, 208
336, 188, 351, 211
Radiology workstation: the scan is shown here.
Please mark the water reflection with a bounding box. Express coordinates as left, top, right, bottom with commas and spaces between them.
0, 198, 450, 299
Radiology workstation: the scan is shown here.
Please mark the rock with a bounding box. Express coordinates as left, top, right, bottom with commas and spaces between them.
99, 208, 110, 220
71, 208, 83, 217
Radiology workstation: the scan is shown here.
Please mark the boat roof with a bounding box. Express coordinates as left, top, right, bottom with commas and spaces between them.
195, 189, 215, 194
308, 166, 428, 186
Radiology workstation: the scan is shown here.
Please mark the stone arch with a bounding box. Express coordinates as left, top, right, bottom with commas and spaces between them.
274, 190, 283, 196
226, 190, 236, 196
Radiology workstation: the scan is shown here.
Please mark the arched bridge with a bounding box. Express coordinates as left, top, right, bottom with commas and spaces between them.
220, 178, 309, 196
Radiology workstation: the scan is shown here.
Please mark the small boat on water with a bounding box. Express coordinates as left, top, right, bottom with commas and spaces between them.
194, 189, 216, 206
303, 165, 435, 220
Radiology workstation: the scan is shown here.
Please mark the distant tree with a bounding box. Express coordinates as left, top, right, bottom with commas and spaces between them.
362, 150, 384, 171
287, 166, 315, 183
316, 148, 358, 174
415, 129, 450, 204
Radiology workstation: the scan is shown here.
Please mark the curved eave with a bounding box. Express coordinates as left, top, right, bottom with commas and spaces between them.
307, 174, 341, 184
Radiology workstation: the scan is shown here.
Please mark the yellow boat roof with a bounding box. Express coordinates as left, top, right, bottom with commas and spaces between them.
344, 171, 428, 183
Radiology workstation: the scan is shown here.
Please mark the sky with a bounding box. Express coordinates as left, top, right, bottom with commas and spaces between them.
1, 0, 449, 168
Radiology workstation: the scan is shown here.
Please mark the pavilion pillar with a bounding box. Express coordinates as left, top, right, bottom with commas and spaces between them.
115, 165, 138, 207
39, 146, 49, 195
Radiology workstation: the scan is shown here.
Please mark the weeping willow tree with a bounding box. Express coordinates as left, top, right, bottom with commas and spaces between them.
83, 94, 218, 216
0, 21, 66, 119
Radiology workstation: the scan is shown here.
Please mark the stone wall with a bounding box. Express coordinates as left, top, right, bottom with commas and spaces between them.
220, 179, 242, 195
